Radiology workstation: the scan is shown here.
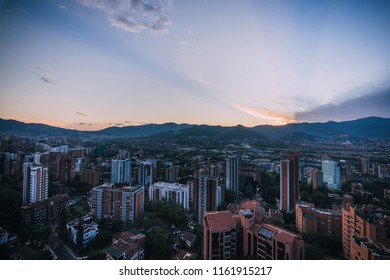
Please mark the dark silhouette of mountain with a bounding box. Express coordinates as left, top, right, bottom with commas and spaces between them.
157, 124, 264, 140
96, 122, 192, 137
0, 119, 83, 137
1, 117, 389, 140
250, 117, 390, 139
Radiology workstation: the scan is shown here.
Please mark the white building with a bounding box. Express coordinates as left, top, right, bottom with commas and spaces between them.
23, 155, 49, 206
322, 161, 341, 191
149, 182, 189, 209
67, 216, 99, 247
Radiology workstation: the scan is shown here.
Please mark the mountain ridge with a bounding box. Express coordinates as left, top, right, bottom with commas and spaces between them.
0, 117, 389, 140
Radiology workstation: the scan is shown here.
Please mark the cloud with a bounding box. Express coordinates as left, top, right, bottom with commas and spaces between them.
39, 76, 54, 83
76, 0, 173, 34
73, 122, 87, 125
188, 72, 223, 92
124, 120, 148, 125
76, 112, 87, 117
234, 104, 295, 125
295, 84, 390, 122
58, 5, 67, 10
116, 123, 124, 126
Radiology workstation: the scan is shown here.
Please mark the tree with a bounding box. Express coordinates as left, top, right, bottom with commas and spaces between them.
145, 227, 173, 260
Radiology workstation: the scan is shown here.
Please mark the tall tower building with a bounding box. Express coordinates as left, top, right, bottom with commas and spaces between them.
59, 156, 75, 184
111, 159, 132, 184
225, 156, 239, 193
360, 158, 369, 175
322, 161, 340, 191
165, 166, 179, 183
193, 171, 220, 224
138, 161, 153, 187
279, 152, 299, 212
310, 169, 323, 190
22, 154, 49, 206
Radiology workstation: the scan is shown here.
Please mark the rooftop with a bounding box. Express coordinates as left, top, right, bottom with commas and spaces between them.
151, 182, 189, 190
203, 211, 236, 231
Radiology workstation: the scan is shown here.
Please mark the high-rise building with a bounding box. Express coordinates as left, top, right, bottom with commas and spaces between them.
165, 166, 179, 183
149, 182, 189, 209
193, 172, 220, 224
91, 183, 144, 224
59, 155, 75, 184
111, 159, 132, 184
225, 156, 239, 193
342, 203, 390, 260
360, 158, 369, 175
22, 154, 49, 206
309, 169, 323, 190
203, 211, 238, 260
279, 152, 299, 212
322, 161, 340, 191
138, 161, 153, 187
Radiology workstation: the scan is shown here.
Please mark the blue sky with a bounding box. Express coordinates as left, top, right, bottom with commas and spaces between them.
0, 0, 389, 130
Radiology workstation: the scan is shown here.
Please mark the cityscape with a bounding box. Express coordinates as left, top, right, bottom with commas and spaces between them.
1, 0, 390, 262
0, 117, 389, 260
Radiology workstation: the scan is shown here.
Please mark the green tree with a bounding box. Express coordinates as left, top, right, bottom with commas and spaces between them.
145, 227, 173, 260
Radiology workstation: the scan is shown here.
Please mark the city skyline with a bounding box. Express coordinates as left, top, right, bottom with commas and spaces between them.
1, 0, 390, 131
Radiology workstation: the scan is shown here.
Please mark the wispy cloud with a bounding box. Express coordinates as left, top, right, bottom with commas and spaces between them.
76, 112, 87, 117
188, 72, 223, 92
73, 122, 87, 125
76, 0, 173, 34
124, 120, 148, 125
234, 104, 295, 125
39, 76, 54, 84
58, 4, 67, 10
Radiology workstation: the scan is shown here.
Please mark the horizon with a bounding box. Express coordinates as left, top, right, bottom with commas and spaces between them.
1, 115, 386, 132
1, 0, 390, 130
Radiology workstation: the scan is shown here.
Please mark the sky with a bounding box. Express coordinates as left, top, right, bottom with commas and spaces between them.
0, 0, 390, 130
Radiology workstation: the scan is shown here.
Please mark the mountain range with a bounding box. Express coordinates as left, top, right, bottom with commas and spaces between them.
1, 117, 389, 141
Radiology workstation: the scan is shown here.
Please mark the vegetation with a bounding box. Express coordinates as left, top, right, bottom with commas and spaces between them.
145, 227, 174, 260
0, 178, 22, 232
69, 198, 90, 218
302, 232, 342, 260
259, 172, 279, 205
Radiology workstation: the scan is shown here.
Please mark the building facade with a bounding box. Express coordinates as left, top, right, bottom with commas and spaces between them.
279, 152, 299, 212
203, 211, 238, 260
149, 182, 189, 209
295, 201, 342, 240
193, 173, 220, 224
22, 158, 49, 206
138, 161, 153, 187
342, 203, 390, 259
225, 156, 239, 193
111, 159, 132, 184
322, 160, 340, 191
91, 183, 144, 224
